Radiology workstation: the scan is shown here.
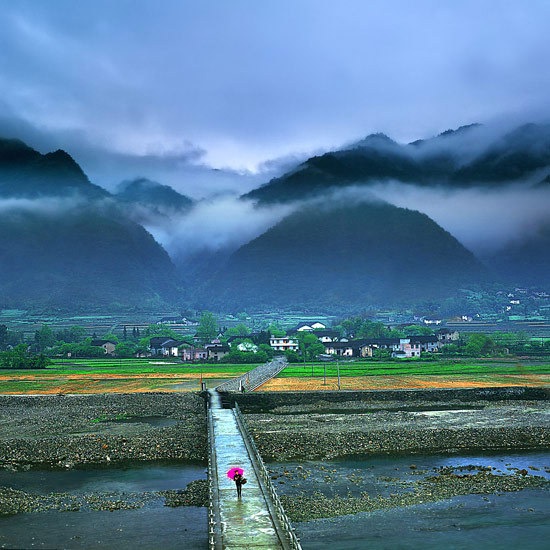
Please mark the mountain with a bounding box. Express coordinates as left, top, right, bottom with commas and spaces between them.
115, 177, 194, 213
0, 138, 180, 310
244, 123, 550, 204
197, 201, 490, 312
481, 222, 550, 286
0, 206, 179, 310
0, 137, 108, 199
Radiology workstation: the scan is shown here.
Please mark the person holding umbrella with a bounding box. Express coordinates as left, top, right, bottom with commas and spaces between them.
227, 467, 246, 498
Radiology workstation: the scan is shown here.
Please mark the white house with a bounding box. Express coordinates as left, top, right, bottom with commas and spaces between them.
269, 336, 299, 351
293, 321, 326, 332
392, 338, 421, 358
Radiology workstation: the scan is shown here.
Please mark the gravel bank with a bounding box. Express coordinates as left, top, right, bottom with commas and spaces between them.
241, 391, 550, 460
280, 469, 550, 522
0, 393, 208, 516
0, 393, 207, 469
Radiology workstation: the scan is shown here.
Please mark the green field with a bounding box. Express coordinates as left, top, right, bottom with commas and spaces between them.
1, 357, 548, 394
279, 359, 550, 378
46, 358, 250, 376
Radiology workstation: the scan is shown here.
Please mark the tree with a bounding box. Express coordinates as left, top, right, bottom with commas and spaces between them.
115, 341, 138, 358
297, 332, 325, 361
224, 323, 250, 338
34, 324, 55, 352
144, 324, 180, 339
267, 324, 285, 337
403, 324, 434, 336
0, 345, 50, 369
464, 333, 496, 356
258, 344, 275, 360
284, 349, 300, 363
196, 312, 218, 343
0, 324, 7, 351
55, 325, 87, 343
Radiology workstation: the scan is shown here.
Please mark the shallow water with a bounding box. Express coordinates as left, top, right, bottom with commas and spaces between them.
2, 454, 549, 549
270, 452, 550, 550
297, 491, 550, 550
0, 463, 208, 550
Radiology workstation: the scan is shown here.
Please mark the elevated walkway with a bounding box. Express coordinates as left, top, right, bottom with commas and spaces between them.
207, 388, 301, 549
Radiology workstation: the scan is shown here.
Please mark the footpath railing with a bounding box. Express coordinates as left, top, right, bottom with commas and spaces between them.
216, 356, 287, 393
206, 395, 222, 550
233, 402, 302, 550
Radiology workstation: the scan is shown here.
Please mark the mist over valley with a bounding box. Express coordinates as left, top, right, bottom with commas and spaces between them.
0, 121, 548, 314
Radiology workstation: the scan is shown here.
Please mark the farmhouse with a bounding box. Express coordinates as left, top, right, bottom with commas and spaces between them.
148, 337, 190, 357
90, 339, 116, 355
292, 321, 327, 332
437, 328, 460, 342
205, 343, 230, 361
392, 338, 421, 358
413, 335, 440, 352
182, 347, 208, 361
324, 340, 373, 357
312, 329, 340, 342
270, 336, 299, 351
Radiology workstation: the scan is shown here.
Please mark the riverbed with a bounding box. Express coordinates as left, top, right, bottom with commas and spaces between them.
0, 462, 208, 549
268, 452, 550, 549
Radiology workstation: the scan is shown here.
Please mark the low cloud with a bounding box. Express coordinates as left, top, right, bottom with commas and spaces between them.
142, 195, 295, 261
367, 180, 550, 255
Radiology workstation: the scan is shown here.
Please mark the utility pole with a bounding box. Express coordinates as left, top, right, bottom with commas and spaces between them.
337, 359, 340, 390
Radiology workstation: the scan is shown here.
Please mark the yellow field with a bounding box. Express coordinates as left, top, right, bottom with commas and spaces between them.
0, 371, 231, 394
259, 373, 550, 392
1, 371, 548, 395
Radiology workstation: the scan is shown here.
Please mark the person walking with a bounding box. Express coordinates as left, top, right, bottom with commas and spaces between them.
234, 471, 245, 498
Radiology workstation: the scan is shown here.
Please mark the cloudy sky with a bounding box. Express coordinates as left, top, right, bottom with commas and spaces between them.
1, 0, 549, 196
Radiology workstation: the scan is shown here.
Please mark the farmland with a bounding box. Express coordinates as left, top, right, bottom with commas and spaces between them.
263, 358, 550, 391
0, 358, 248, 394
0, 356, 548, 394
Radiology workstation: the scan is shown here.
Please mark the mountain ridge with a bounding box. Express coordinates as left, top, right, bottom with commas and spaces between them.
243, 122, 550, 204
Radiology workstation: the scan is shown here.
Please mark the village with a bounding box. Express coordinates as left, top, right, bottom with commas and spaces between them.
106, 321, 461, 362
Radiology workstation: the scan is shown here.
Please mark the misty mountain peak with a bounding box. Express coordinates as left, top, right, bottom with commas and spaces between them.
0, 137, 108, 199
116, 177, 193, 211
437, 123, 482, 138
43, 149, 88, 177
354, 132, 397, 149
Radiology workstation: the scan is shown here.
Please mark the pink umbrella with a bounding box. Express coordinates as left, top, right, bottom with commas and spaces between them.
227, 467, 244, 479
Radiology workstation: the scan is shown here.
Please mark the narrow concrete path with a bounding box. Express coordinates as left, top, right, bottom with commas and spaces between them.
208, 390, 285, 549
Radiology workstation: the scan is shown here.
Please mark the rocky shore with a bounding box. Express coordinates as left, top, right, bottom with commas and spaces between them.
238, 390, 550, 522
279, 468, 550, 522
